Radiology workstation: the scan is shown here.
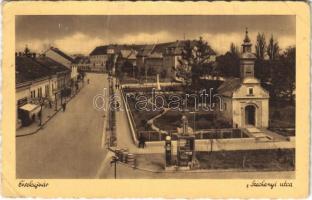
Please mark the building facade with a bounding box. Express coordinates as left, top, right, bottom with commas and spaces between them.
16, 52, 71, 128
89, 46, 109, 72
44, 47, 78, 81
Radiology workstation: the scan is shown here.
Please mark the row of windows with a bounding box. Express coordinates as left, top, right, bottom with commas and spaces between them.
30, 84, 52, 99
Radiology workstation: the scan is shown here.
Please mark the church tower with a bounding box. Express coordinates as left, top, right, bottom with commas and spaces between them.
240, 28, 256, 79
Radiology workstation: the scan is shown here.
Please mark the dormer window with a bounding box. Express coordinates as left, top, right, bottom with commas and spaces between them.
248, 87, 254, 96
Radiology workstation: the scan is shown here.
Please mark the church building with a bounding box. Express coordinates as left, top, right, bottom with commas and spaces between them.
217, 29, 270, 128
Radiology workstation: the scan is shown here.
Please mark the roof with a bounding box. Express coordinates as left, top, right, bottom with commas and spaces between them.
90, 45, 108, 56
49, 47, 74, 62
217, 78, 242, 97
73, 56, 90, 64
119, 49, 138, 60
243, 77, 260, 84
16, 56, 52, 84
19, 103, 40, 112
137, 45, 154, 57
120, 50, 132, 58
128, 50, 137, 60
36, 56, 70, 73
240, 52, 256, 59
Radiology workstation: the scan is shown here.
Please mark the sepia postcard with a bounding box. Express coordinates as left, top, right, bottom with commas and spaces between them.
1, 1, 310, 198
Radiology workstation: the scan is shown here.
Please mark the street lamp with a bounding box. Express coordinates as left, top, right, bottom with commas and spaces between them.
110, 155, 119, 179
39, 98, 45, 126
54, 92, 58, 111
190, 111, 196, 134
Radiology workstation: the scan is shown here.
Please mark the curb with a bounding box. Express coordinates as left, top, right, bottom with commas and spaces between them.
16, 85, 85, 137
118, 161, 295, 174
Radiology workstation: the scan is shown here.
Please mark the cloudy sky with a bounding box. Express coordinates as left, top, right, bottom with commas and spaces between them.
16, 15, 295, 55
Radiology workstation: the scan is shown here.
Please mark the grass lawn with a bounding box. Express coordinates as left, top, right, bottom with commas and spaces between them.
126, 93, 163, 131
269, 100, 295, 137
154, 110, 231, 131
134, 149, 295, 171
196, 149, 295, 171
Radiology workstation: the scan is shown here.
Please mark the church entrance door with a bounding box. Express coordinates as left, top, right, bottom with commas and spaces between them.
245, 105, 256, 126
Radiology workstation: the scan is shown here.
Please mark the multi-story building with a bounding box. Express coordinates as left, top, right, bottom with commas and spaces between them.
73, 56, 91, 72
15, 52, 71, 128
36, 55, 71, 100
89, 46, 109, 72
44, 46, 78, 81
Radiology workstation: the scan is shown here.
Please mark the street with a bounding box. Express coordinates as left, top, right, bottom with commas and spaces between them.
16, 73, 108, 178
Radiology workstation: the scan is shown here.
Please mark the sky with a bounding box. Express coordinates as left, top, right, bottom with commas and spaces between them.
16, 15, 295, 55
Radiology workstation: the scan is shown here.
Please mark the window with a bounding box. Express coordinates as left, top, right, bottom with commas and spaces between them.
45, 85, 49, 97
31, 90, 35, 98
248, 87, 254, 95
38, 88, 42, 98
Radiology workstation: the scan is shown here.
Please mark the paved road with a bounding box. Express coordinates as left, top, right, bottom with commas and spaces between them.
101, 162, 295, 179
16, 73, 108, 178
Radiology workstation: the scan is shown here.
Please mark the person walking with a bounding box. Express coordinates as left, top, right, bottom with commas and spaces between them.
62, 102, 67, 112
138, 135, 144, 148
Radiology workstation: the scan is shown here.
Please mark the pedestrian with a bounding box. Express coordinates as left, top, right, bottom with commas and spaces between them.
49, 100, 52, 108
142, 136, 146, 148
138, 135, 144, 148
62, 102, 66, 112
87, 79, 90, 84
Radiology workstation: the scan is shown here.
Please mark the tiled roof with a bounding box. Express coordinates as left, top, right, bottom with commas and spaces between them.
50, 47, 74, 62
16, 56, 52, 84
120, 50, 132, 58
137, 45, 154, 57
217, 78, 242, 97
90, 45, 108, 56
36, 56, 70, 73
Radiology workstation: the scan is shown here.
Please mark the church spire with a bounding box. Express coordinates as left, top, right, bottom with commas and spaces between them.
240, 28, 256, 79
242, 27, 252, 53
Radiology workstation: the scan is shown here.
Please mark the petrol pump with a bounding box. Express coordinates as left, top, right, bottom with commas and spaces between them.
165, 135, 172, 167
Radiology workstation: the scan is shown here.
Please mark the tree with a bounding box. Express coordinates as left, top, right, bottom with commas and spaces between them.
177, 37, 215, 88
230, 43, 239, 56
24, 46, 30, 56
267, 35, 280, 61
216, 51, 240, 77
255, 33, 266, 60
271, 46, 295, 104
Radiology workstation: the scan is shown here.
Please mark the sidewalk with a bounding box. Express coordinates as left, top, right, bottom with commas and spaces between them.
16, 83, 86, 137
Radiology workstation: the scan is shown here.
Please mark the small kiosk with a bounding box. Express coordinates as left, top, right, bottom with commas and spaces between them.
18, 103, 41, 126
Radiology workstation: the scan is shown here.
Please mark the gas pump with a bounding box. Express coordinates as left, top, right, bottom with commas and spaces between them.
165, 135, 172, 167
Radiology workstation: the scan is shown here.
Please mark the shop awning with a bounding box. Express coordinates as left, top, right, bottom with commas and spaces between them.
19, 103, 40, 113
